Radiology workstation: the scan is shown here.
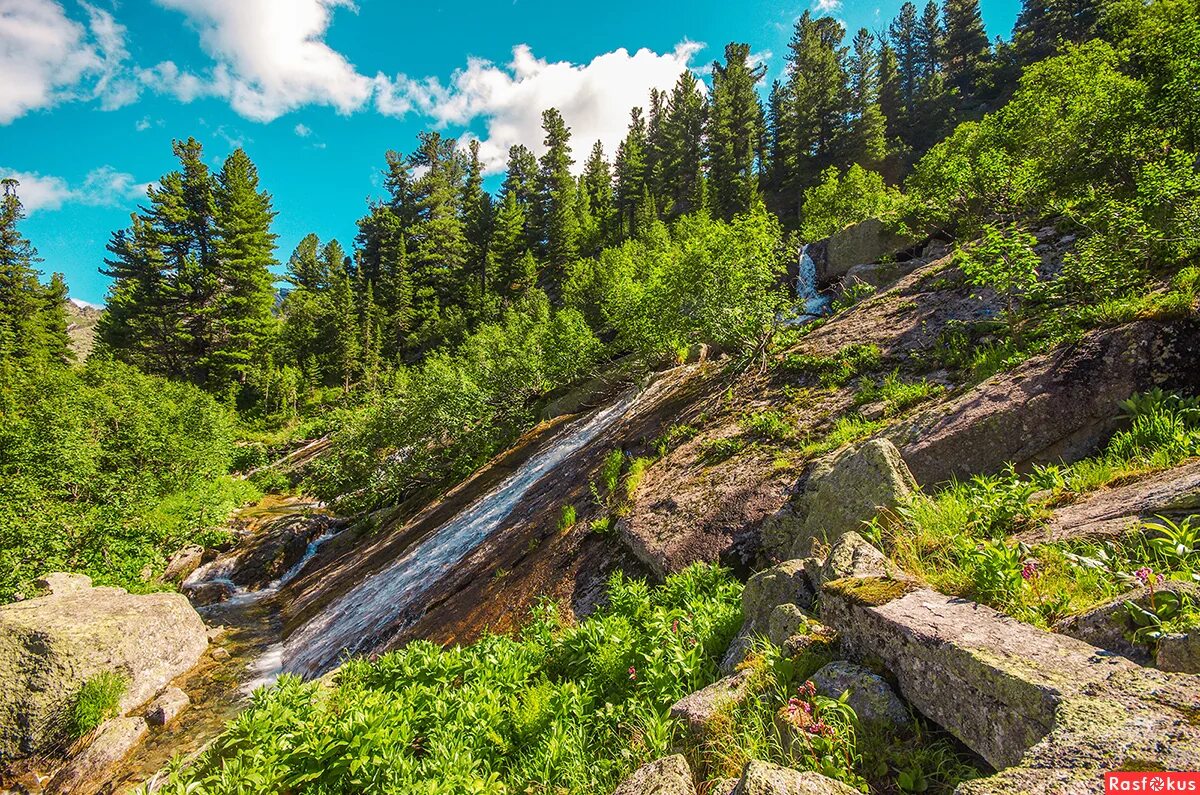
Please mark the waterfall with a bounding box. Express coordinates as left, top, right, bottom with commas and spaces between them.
278, 380, 663, 679
796, 244, 831, 317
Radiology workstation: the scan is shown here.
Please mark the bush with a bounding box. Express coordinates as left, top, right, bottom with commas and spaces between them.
800, 165, 903, 241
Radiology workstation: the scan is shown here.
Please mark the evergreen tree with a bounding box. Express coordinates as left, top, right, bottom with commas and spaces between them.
580, 141, 616, 252
329, 264, 360, 390
407, 131, 467, 343
488, 191, 531, 302
847, 28, 889, 172
462, 139, 494, 303
659, 71, 708, 219
614, 107, 649, 238
0, 179, 70, 367
537, 108, 579, 285
943, 0, 992, 102
1012, 0, 1099, 64
287, 233, 326, 289
209, 148, 279, 395
889, 2, 922, 117
99, 215, 179, 375
500, 144, 540, 253
359, 280, 382, 387
707, 42, 766, 220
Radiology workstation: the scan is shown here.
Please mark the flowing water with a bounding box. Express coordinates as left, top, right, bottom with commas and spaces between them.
796, 243, 832, 317
280, 382, 659, 678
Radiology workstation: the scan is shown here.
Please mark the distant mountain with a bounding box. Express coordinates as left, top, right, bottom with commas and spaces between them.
66, 298, 103, 361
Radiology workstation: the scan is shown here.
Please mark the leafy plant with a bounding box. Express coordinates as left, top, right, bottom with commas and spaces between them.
71, 672, 127, 738
558, 504, 577, 533
742, 410, 795, 442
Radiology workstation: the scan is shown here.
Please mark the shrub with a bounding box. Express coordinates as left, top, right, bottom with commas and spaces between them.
558, 504, 577, 533
800, 165, 903, 241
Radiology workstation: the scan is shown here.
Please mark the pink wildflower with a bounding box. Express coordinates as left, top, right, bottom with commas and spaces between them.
1135, 566, 1154, 586
628, 666, 637, 681
1021, 560, 1039, 581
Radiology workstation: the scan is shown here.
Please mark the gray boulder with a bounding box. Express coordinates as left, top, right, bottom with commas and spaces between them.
768, 604, 811, 648
44, 716, 148, 795
733, 760, 860, 795
1053, 581, 1199, 666
145, 686, 190, 727
809, 661, 909, 728
1157, 631, 1200, 674
669, 671, 753, 739
722, 560, 813, 672
816, 218, 917, 286
0, 575, 207, 760
785, 439, 917, 559
814, 531, 903, 590
613, 754, 695, 795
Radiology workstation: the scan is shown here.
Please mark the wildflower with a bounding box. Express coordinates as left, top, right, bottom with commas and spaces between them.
798, 681, 817, 698
672, 620, 679, 634
807, 720, 833, 737
1021, 559, 1039, 581
1135, 566, 1157, 587
628, 666, 637, 681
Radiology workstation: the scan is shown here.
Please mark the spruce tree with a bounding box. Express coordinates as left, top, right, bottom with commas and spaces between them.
407, 131, 467, 344
537, 108, 579, 287
847, 28, 889, 172
659, 71, 708, 219
489, 191, 531, 302
210, 148, 279, 395
287, 233, 326, 289
943, 0, 991, 103
329, 264, 360, 390
462, 139, 494, 303
581, 141, 616, 252
707, 43, 766, 220
0, 179, 69, 367
500, 144, 540, 254
614, 107, 649, 238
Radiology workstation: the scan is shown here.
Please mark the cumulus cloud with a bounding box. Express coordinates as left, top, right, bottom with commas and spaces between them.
812, 0, 843, 13
0, 0, 136, 123
0, 165, 152, 213
294, 123, 312, 137
376, 41, 705, 174
144, 0, 374, 122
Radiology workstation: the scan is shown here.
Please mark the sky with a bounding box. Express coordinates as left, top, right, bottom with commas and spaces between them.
0, 0, 1020, 305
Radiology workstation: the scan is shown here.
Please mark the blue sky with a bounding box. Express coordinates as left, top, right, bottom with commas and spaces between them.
0, 0, 1019, 305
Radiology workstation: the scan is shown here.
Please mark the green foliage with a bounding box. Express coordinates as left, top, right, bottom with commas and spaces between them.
780, 344, 883, 387
855, 371, 944, 416
154, 565, 743, 795
1124, 587, 1200, 649
800, 165, 903, 241
876, 393, 1200, 626
955, 225, 1041, 342
558, 504, 577, 533
831, 282, 877, 312
71, 672, 127, 739
0, 359, 250, 602
800, 414, 887, 458
741, 410, 795, 442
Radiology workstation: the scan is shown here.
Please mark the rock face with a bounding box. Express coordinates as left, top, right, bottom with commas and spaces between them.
1053, 581, 1199, 666
190, 513, 344, 593
0, 575, 207, 760
812, 219, 917, 287
812, 532, 903, 590
771, 439, 916, 559
891, 319, 1200, 486
669, 671, 753, 739
808, 661, 909, 728
722, 560, 814, 671
732, 760, 860, 795
1017, 459, 1200, 546
819, 579, 1200, 775
44, 716, 148, 795
613, 754, 695, 795
1157, 630, 1200, 673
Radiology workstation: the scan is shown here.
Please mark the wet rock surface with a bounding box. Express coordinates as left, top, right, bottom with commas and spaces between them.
44, 717, 148, 795
0, 575, 207, 760
144, 686, 190, 727
613, 753, 696, 795
193, 512, 346, 593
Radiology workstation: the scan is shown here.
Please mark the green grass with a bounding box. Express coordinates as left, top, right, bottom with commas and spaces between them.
800, 415, 888, 458
854, 371, 944, 417
874, 391, 1200, 627
71, 672, 127, 738
151, 565, 743, 795
741, 410, 795, 442
779, 344, 883, 388
558, 504, 577, 533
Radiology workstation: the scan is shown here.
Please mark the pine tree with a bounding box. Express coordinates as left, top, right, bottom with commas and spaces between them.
210, 148, 279, 395
0, 179, 69, 367
614, 107, 649, 238
462, 139, 494, 303
917, 1, 945, 79
580, 141, 616, 252
659, 71, 708, 219
500, 144, 540, 254
846, 28, 889, 172
707, 43, 766, 220
355, 204, 414, 357
287, 233, 326, 289
329, 264, 360, 390
943, 0, 991, 103
99, 215, 180, 375
537, 108, 579, 287
488, 191, 531, 302
1012, 0, 1099, 64
359, 279, 382, 387
407, 131, 467, 344
889, 3, 922, 117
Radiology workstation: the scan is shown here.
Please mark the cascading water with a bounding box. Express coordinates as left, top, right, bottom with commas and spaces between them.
278, 380, 664, 679
796, 243, 832, 317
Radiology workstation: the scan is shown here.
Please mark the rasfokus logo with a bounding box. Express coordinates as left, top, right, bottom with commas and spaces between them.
1106, 772, 1200, 792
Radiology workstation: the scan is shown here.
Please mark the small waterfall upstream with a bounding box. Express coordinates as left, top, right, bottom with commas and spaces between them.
278, 380, 661, 679
796, 243, 832, 317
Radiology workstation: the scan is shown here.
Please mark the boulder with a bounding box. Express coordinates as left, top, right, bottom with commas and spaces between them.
161, 545, 206, 583
732, 760, 860, 795
44, 716, 148, 795
891, 319, 1200, 486
144, 686, 190, 727
613, 754, 695, 795
0, 579, 207, 760
819, 579, 1200, 773
813, 532, 904, 590
722, 560, 813, 672
182, 579, 236, 606
1157, 630, 1200, 673
188, 513, 344, 593
35, 572, 92, 595
816, 218, 917, 287
1052, 581, 1199, 666
768, 604, 811, 648
1017, 459, 1200, 546
669, 671, 753, 739
808, 661, 909, 728
782, 439, 917, 559
711, 779, 740, 795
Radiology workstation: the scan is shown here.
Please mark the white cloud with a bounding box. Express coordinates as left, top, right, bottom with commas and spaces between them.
145, 0, 373, 122
812, 0, 842, 13
80, 2, 139, 109
376, 41, 705, 174
294, 122, 312, 137
0, 165, 152, 213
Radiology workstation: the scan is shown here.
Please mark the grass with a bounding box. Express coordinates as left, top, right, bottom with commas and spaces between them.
873, 391, 1200, 627
854, 371, 944, 417
779, 344, 883, 388
150, 565, 743, 795
558, 504, 577, 533
800, 415, 888, 458
71, 672, 127, 739
741, 410, 795, 442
